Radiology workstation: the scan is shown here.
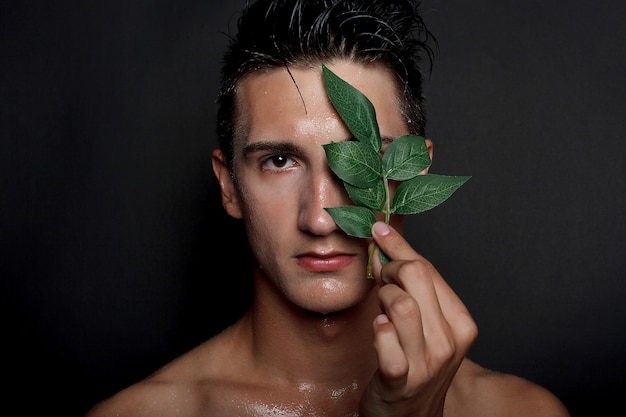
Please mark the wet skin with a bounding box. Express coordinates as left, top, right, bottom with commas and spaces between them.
84, 61, 570, 417
216, 62, 413, 315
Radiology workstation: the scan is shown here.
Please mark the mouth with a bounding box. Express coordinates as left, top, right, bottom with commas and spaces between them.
295, 251, 356, 273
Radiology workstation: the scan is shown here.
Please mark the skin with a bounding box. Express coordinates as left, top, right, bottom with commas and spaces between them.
85, 61, 571, 417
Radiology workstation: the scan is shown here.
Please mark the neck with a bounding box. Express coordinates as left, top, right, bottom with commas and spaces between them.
242, 269, 381, 386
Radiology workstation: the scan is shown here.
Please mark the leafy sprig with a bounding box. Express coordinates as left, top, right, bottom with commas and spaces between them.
321, 65, 470, 278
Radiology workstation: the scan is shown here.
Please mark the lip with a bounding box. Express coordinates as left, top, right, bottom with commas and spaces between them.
295, 252, 355, 272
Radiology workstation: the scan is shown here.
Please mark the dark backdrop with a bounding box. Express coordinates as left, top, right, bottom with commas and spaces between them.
2, 1, 624, 416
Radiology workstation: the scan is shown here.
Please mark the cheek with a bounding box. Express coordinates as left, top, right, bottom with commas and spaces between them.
239, 188, 297, 269
239, 184, 295, 234
235, 168, 304, 244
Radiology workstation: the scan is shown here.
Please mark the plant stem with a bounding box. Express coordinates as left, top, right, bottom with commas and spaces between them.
367, 244, 377, 279
366, 176, 392, 279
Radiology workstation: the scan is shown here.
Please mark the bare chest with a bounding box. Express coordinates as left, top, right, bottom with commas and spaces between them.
196, 381, 363, 417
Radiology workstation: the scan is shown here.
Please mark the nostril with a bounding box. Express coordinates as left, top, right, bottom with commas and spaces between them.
298, 204, 337, 236
297, 181, 343, 235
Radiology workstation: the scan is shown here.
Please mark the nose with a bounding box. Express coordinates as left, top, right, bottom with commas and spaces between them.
298, 164, 348, 236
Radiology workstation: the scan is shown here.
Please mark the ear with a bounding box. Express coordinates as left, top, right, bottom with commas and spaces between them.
424, 138, 434, 173
211, 149, 243, 219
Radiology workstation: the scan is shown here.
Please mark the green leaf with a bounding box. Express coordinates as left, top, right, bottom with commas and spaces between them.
344, 181, 386, 212
382, 135, 432, 181
321, 65, 470, 279
323, 141, 381, 188
324, 206, 376, 238
391, 174, 471, 215
322, 65, 382, 152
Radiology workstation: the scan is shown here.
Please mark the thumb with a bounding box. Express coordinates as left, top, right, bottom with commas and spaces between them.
371, 220, 424, 264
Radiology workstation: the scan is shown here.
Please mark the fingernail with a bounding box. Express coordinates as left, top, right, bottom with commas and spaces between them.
374, 314, 390, 325
373, 222, 390, 236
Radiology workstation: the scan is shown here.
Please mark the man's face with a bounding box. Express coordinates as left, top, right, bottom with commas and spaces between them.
223, 61, 411, 314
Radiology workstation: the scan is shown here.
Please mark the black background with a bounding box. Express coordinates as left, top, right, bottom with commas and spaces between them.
2, 1, 625, 416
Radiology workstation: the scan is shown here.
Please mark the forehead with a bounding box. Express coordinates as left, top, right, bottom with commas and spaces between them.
233, 62, 406, 145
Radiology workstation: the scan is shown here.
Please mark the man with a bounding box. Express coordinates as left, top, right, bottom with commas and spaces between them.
85, 0, 570, 415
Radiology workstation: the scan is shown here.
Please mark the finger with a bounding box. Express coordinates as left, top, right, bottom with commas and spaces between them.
429, 272, 478, 349
383, 258, 476, 358
377, 282, 428, 373
371, 221, 444, 325
372, 221, 476, 356
371, 221, 424, 265
371, 312, 410, 389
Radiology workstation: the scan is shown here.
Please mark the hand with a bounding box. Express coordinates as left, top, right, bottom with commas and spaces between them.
359, 222, 478, 417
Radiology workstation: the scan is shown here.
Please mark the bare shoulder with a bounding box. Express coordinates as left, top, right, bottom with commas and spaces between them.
447, 358, 571, 417
84, 376, 197, 417
84, 328, 246, 417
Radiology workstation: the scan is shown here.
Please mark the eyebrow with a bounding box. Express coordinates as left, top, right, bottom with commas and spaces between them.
242, 135, 396, 157
242, 141, 304, 157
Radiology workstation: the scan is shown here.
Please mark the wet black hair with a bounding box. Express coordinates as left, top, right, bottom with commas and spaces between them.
216, 0, 436, 169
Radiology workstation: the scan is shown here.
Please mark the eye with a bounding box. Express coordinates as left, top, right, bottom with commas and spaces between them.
261, 154, 298, 171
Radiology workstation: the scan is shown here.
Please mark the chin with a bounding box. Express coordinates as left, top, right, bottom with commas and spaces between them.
296, 276, 374, 314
